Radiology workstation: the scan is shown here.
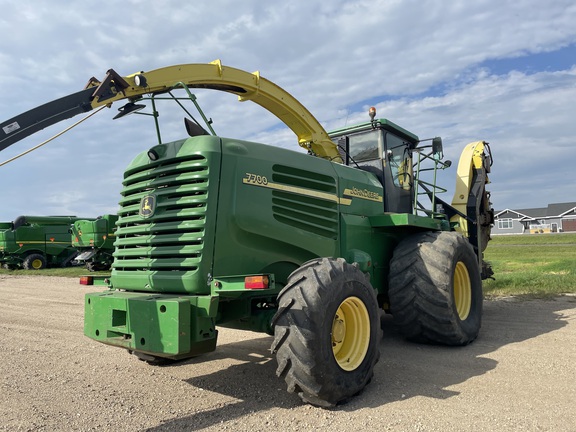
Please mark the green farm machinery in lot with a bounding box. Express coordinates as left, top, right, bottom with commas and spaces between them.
72, 214, 118, 271
0, 61, 493, 406
0, 215, 89, 269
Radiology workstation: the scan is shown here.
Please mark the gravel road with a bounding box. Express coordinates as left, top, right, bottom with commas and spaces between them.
1, 275, 575, 431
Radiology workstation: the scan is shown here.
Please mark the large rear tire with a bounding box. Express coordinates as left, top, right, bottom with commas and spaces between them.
388, 231, 482, 345
271, 257, 381, 407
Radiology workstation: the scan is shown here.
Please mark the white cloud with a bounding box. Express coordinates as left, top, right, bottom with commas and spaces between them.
1, 0, 576, 219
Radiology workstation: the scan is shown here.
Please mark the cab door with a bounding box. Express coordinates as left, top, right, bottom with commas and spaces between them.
382, 132, 413, 214
338, 128, 414, 214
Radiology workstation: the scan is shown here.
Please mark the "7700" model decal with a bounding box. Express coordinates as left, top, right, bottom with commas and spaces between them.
242, 172, 382, 206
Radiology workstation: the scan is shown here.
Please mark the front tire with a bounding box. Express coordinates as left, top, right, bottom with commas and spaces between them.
23, 254, 47, 270
388, 231, 483, 345
271, 257, 381, 407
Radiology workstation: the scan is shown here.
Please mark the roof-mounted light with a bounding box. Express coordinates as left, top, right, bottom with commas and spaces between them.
369, 107, 376, 121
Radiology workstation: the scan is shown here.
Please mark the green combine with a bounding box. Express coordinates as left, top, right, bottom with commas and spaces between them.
0, 61, 493, 407
72, 214, 118, 271
0, 215, 88, 269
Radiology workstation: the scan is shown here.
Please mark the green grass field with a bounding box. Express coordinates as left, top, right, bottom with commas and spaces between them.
483, 233, 576, 298
0, 267, 108, 277
1, 233, 575, 299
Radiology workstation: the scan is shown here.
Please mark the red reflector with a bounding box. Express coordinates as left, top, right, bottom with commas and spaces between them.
245, 276, 269, 289
80, 276, 93, 285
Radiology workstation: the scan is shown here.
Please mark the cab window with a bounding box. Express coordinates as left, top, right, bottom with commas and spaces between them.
348, 130, 382, 162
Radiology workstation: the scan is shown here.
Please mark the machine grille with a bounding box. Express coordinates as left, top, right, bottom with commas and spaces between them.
113, 154, 209, 275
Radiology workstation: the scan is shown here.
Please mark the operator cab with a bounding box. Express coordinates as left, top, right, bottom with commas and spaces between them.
329, 109, 418, 214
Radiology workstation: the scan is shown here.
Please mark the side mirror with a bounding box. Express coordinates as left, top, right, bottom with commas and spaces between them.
432, 137, 443, 157
184, 118, 209, 137
337, 136, 349, 165
113, 102, 146, 120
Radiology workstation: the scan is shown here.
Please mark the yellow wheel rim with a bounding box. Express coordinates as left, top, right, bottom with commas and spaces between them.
31, 259, 43, 269
453, 261, 471, 320
332, 296, 370, 371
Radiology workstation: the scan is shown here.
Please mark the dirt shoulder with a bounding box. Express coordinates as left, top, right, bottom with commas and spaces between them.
1, 275, 575, 431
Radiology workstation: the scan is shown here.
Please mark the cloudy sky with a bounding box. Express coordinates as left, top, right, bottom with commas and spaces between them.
0, 0, 575, 221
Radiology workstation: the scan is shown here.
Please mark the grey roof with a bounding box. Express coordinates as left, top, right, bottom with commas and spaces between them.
495, 202, 576, 220
515, 207, 548, 218
547, 202, 576, 216
495, 209, 531, 218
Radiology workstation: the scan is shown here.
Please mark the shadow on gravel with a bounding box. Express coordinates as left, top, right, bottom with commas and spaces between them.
146, 296, 575, 430
146, 335, 288, 431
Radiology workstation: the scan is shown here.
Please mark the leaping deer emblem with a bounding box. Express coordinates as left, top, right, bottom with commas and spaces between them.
139, 195, 156, 218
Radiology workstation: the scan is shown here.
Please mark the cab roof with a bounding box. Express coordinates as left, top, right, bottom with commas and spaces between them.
328, 118, 419, 144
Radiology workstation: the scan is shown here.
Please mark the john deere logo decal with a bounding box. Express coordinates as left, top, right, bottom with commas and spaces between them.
139, 195, 156, 218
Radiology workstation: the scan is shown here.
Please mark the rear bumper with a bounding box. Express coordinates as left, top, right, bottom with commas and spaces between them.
84, 291, 219, 359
